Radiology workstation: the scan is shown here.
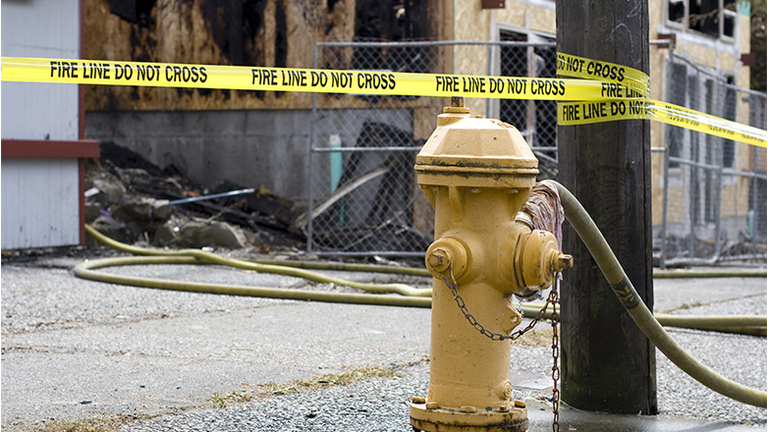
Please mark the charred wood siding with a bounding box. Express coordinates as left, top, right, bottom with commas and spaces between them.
85, 0, 444, 111
87, 0, 351, 110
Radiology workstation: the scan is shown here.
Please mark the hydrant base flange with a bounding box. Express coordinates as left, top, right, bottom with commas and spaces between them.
410, 402, 528, 432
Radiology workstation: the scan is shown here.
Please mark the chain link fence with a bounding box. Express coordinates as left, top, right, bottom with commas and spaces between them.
656, 51, 767, 267
305, 40, 557, 256
303, 40, 766, 265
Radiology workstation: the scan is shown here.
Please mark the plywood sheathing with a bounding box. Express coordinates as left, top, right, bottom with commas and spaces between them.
85, 0, 361, 111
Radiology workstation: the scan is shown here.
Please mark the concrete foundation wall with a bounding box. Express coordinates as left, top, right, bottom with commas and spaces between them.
86, 110, 312, 203
85, 109, 414, 205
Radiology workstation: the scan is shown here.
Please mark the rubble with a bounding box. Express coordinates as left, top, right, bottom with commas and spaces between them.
85, 142, 305, 251
177, 220, 254, 250
91, 176, 126, 205
112, 197, 174, 222
305, 121, 433, 253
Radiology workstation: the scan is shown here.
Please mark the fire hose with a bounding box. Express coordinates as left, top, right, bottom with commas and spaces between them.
76, 181, 766, 407
544, 179, 766, 408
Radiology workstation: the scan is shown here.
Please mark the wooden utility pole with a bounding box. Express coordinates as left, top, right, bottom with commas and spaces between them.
556, 1, 657, 414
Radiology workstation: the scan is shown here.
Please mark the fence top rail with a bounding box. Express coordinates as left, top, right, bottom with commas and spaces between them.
321, 39, 672, 50
671, 53, 768, 99
722, 169, 768, 180
316, 40, 557, 48
666, 158, 768, 178
724, 82, 768, 99
313, 146, 423, 153
668, 156, 723, 171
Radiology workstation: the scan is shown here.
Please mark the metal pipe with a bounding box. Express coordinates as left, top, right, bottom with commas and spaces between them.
486, 44, 493, 117
661, 145, 670, 269
169, 188, 255, 205
659, 42, 675, 270
316, 40, 556, 49
713, 164, 724, 265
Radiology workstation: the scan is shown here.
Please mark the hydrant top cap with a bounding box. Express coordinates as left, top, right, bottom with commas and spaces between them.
415, 111, 539, 187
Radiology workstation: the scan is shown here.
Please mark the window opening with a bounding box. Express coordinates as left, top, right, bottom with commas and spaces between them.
669, 0, 685, 24
667, 63, 688, 167
689, 0, 720, 37
667, 0, 738, 40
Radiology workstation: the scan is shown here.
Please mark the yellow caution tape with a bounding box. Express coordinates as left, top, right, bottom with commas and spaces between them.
2, 56, 766, 147
556, 53, 767, 147
557, 100, 767, 148
0, 56, 646, 101
557, 52, 650, 98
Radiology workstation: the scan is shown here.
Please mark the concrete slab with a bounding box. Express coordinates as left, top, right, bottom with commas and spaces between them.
1, 255, 765, 431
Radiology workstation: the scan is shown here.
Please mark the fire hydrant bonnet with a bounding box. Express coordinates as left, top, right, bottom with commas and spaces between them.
415, 106, 539, 189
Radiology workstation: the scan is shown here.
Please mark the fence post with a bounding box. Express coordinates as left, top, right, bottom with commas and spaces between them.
486, 45, 493, 118
307, 44, 319, 253
660, 146, 670, 269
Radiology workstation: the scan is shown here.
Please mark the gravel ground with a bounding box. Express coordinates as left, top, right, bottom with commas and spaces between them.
655, 293, 767, 424
1, 255, 429, 335
113, 355, 562, 432
117, 330, 768, 432
2, 252, 766, 431
1, 262, 286, 334
118, 368, 431, 432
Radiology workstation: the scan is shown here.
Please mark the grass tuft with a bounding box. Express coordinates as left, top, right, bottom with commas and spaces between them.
206, 391, 254, 407
30, 414, 145, 432
256, 366, 397, 396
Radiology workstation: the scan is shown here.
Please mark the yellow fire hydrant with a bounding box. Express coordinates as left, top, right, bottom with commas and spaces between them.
410, 98, 572, 432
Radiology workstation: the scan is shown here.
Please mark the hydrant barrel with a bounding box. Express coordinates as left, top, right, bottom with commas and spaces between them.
410, 98, 569, 432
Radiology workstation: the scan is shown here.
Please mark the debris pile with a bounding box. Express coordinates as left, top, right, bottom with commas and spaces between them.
86, 142, 304, 252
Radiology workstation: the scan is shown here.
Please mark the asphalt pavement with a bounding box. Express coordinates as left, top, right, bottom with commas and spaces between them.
1, 250, 766, 431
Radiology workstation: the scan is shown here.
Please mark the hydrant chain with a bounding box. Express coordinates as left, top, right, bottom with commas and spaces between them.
443, 264, 563, 431
549, 277, 561, 432
440, 264, 559, 342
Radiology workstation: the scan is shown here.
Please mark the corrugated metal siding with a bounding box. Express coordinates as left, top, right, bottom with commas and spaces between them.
1, 0, 80, 141
1, 82, 79, 141
1, 0, 83, 249
1, 158, 81, 249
